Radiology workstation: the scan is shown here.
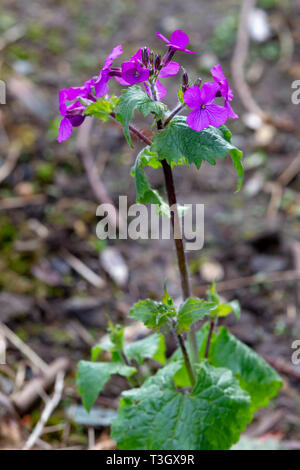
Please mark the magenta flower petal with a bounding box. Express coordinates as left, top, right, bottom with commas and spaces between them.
183, 86, 203, 109
170, 30, 189, 48
205, 104, 228, 127
121, 61, 149, 85
200, 82, 219, 105
156, 32, 169, 43
115, 75, 130, 86
210, 64, 225, 83
130, 48, 143, 62
69, 115, 85, 127
156, 29, 195, 54
210, 64, 234, 102
104, 45, 123, 68
94, 69, 110, 97
186, 108, 211, 131
181, 47, 196, 55
225, 101, 239, 119
156, 80, 167, 100
57, 117, 73, 142
158, 61, 180, 78
59, 87, 87, 114
227, 87, 234, 101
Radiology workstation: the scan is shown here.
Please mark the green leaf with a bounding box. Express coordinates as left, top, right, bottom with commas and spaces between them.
91, 323, 125, 362
77, 361, 136, 412
209, 300, 241, 320
116, 85, 165, 147
84, 95, 119, 122
132, 148, 169, 216
129, 299, 176, 330
111, 361, 252, 450
151, 117, 243, 190
170, 325, 210, 388
177, 89, 184, 103
206, 283, 241, 320
176, 297, 216, 333
124, 333, 166, 365
171, 324, 282, 413
207, 327, 283, 414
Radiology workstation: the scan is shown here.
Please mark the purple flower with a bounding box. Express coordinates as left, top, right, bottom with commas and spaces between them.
184, 83, 228, 132
94, 45, 123, 97
156, 61, 180, 99
118, 47, 180, 99
156, 29, 196, 54
57, 80, 93, 142
121, 60, 150, 85
210, 64, 238, 119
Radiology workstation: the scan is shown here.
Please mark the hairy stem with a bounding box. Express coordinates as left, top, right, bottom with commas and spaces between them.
112, 96, 199, 371
161, 159, 199, 367
177, 333, 195, 386
163, 103, 186, 127
110, 112, 152, 146
147, 81, 199, 370
204, 320, 215, 359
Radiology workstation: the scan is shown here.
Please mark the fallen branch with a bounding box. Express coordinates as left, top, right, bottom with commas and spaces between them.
12, 357, 69, 415
232, 0, 297, 133
0, 143, 21, 184
0, 194, 46, 211
265, 152, 300, 217
62, 249, 105, 289
1, 323, 47, 372
195, 269, 300, 295
262, 355, 300, 382
23, 371, 65, 450
0, 24, 26, 52
77, 119, 124, 231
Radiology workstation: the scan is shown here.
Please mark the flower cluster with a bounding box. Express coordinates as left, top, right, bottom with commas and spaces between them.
183, 65, 238, 132
57, 29, 238, 142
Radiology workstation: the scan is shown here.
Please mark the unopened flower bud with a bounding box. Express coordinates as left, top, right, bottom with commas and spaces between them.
194, 77, 202, 87
182, 69, 189, 92
154, 54, 161, 70
141, 47, 149, 67
162, 47, 175, 66
148, 50, 154, 67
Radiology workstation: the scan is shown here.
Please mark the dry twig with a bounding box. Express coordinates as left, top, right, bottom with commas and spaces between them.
12, 357, 69, 415
0, 143, 21, 184
232, 0, 297, 133
195, 269, 300, 295
1, 323, 47, 372
23, 371, 65, 450
77, 119, 124, 230
62, 249, 105, 289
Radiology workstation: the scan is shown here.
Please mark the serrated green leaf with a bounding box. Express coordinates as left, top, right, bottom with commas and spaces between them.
77, 361, 136, 412
116, 85, 165, 147
91, 323, 125, 362
206, 284, 241, 320
176, 297, 216, 333
124, 333, 166, 365
84, 95, 119, 122
111, 361, 252, 450
172, 325, 282, 412
151, 116, 243, 190
129, 299, 176, 330
207, 327, 283, 413
209, 300, 241, 320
